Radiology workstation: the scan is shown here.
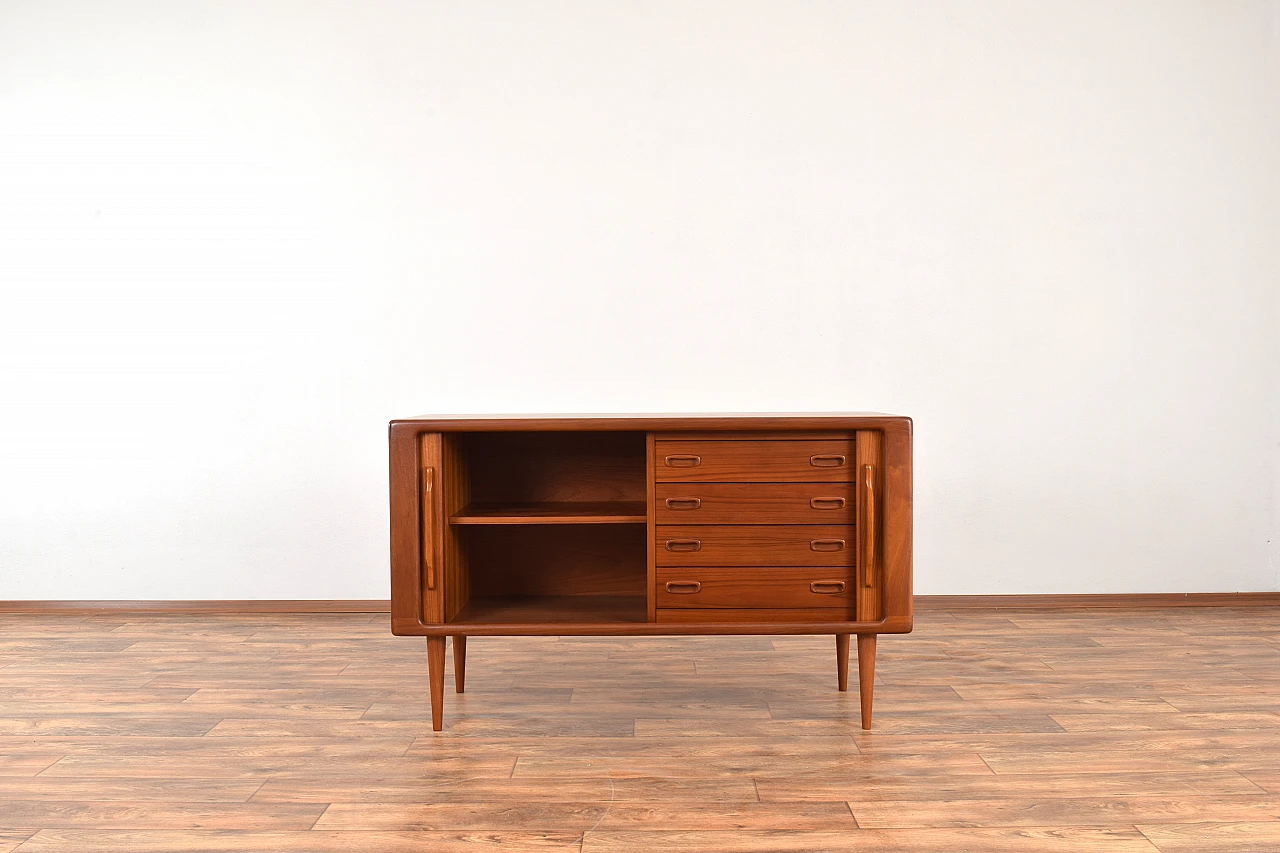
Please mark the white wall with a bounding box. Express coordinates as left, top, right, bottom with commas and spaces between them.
2, 1, 1277, 599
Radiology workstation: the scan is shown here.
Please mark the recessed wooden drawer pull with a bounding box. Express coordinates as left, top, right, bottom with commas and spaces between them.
809, 539, 846, 552
665, 539, 702, 552
664, 497, 702, 510
810, 581, 846, 594
664, 454, 702, 468
809, 454, 846, 467
810, 497, 846, 510
665, 581, 702, 594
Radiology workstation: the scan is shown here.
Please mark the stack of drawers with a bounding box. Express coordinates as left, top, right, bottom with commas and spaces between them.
653, 434, 858, 623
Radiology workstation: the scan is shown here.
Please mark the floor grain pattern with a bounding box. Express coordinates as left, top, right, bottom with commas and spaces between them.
0, 608, 1276, 851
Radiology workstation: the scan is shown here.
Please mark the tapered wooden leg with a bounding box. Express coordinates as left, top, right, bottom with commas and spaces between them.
453, 635, 466, 693
835, 634, 850, 691
857, 634, 876, 730
427, 636, 445, 731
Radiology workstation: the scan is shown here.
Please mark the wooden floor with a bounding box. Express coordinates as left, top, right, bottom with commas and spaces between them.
0, 607, 1277, 851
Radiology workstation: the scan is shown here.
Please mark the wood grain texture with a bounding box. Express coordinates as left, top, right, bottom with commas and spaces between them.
0, 607, 1276, 849
391, 414, 908, 432
465, 431, 646, 503
657, 430, 852, 441
450, 595, 648, 626
417, 433, 446, 624
389, 416, 913, 645
426, 635, 444, 732
835, 634, 849, 692
439, 433, 470, 623
654, 439, 856, 483
6, 592, 1275, 616
465, 526, 647, 597
878, 423, 912, 631
387, 422, 423, 633
857, 633, 876, 730
654, 483, 856, 525
654, 567, 857, 610
655, 608, 871, 624
452, 636, 466, 694
450, 501, 648, 524
855, 429, 883, 622
655, 525, 856, 567
646, 433, 658, 623
914, 594, 1280, 609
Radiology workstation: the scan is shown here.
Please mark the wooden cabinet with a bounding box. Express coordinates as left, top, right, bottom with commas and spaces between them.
389, 414, 912, 731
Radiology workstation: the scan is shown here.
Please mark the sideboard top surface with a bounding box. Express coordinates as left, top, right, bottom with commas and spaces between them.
390, 413, 911, 432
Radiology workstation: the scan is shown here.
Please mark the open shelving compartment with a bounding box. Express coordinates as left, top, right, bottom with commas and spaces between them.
443, 431, 649, 626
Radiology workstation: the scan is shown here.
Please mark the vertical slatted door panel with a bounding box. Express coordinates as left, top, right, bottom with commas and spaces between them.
879, 419, 913, 630
646, 432, 658, 622
417, 432, 446, 624
441, 433, 471, 622
388, 424, 426, 634
854, 429, 882, 623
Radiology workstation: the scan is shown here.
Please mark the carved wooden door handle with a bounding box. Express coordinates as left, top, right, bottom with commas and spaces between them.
665, 539, 702, 552
665, 581, 702, 594
420, 465, 434, 590
664, 498, 702, 510
810, 581, 846, 594
810, 539, 846, 552
810, 497, 846, 509
862, 463, 876, 588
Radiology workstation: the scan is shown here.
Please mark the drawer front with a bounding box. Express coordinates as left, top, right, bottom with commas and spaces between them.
656, 607, 852, 624
656, 525, 855, 567
655, 482, 855, 525
655, 439, 855, 483
657, 567, 856, 608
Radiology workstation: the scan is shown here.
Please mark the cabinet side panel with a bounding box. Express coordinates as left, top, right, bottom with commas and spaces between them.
855, 430, 883, 622
389, 424, 424, 632
880, 420, 913, 630
646, 432, 657, 622
441, 433, 470, 623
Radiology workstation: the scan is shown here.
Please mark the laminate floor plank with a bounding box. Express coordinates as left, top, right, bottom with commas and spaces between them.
853, 729, 1280, 756
754, 770, 1266, 802
1050, 712, 1280, 732
847, 794, 1280, 828
11, 829, 583, 851
0, 716, 223, 737
579, 827, 1162, 852
0, 801, 326, 831
1240, 769, 1280, 793
313, 801, 855, 831
509, 752, 992, 778
0, 736, 413, 758
0, 607, 1274, 851
0, 778, 266, 803
1136, 821, 1280, 852
981, 750, 1280, 775
404, 735, 861, 758
0, 832, 33, 853
0, 756, 63, 777
30, 754, 518, 779
251, 775, 761, 804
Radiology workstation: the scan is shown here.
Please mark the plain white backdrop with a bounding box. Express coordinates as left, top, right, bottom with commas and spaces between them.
1, 1, 1277, 599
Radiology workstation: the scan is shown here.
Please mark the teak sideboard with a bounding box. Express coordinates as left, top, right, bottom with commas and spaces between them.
389, 414, 912, 731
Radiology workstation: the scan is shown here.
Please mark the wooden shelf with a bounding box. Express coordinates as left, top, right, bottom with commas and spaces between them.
449, 595, 647, 625
449, 501, 647, 525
